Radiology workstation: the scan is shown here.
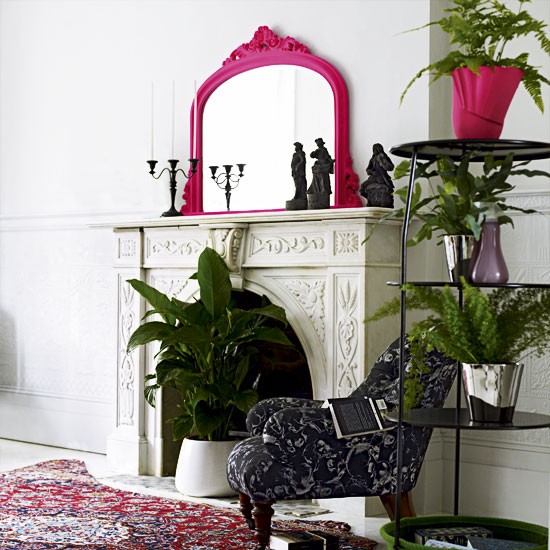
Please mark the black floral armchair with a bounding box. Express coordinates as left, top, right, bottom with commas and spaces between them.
226, 338, 457, 549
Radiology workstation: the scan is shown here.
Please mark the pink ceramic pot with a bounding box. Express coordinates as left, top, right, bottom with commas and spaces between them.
451, 66, 524, 139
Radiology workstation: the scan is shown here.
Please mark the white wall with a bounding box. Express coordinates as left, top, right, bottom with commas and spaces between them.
0, 0, 549, 526
0, 0, 430, 450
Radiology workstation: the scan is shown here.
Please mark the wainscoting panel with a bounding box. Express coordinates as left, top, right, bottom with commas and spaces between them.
441, 432, 550, 525
0, 213, 119, 452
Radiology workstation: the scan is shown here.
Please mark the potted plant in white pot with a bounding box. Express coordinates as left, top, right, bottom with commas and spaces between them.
367, 278, 550, 421
401, 0, 550, 138
368, 152, 548, 281
126, 247, 296, 497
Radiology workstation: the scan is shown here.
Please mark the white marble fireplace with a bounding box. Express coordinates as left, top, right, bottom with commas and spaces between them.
106, 208, 400, 476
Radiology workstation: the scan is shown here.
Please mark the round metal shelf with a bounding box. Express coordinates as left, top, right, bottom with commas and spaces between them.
390, 139, 550, 161
386, 409, 550, 430
387, 280, 550, 289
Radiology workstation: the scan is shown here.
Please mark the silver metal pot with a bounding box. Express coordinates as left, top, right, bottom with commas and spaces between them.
462, 362, 523, 423
443, 235, 477, 282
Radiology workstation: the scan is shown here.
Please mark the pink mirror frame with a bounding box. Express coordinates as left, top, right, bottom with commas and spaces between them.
181, 25, 361, 214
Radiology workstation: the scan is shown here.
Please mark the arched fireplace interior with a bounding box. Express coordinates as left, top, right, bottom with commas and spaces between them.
233, 289, 313, 402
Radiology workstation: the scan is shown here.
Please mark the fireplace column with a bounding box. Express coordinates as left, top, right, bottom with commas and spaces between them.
106, 228, 149, 475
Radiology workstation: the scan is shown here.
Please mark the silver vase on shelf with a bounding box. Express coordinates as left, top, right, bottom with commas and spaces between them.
443, 235, 477, 282
462, 362, 524, 423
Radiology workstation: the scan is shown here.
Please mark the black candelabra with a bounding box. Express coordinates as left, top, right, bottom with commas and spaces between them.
147, 158, 199, 217
209, 164, 245, 211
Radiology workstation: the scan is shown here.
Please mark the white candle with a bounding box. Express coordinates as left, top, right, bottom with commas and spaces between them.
171, 80, 175, 159
150, 82, 154, 159
193, 79, 198, 159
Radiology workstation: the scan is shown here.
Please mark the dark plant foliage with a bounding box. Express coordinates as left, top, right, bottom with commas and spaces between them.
366, 152, 549, 246
127, 247, 295, 441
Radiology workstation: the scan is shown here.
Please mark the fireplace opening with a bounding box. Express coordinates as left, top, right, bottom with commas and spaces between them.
230, 289, 312, 437
233, 289, 313, 402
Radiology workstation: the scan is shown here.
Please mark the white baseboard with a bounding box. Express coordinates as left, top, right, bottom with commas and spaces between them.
0, 390, 113, 453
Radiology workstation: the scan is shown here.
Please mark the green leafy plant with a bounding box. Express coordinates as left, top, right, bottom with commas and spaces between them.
371, 152, 548, 246
126, 247, 295, 442
367, 279, 550, 406
401, 0, 550, 111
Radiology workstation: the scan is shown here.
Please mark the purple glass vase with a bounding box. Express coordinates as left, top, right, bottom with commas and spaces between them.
470, 220, 509, 284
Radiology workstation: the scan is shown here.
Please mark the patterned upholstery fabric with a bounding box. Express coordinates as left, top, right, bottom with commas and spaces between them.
227, 337, 456, 502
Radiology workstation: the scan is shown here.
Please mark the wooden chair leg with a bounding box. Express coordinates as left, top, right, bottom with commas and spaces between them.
379, 491, 416, 520
251, 499, 275, 550
238, 493, 255, 530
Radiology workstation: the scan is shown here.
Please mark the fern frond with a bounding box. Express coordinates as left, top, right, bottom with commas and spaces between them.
369, 281, 550, 365
463, 280, 500, 361
520, 64, 544, 112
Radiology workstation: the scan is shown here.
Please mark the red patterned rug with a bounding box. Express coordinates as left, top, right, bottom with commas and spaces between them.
0, 460, 377, 549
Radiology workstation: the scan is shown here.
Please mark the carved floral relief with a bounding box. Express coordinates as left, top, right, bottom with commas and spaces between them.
149, 238, 203, 257
335, 278, 359, 397
251, 235, 325, 255
118, 278, 137, 426
118, 238, 137, 259
282, 279, 326, 344
335, 231, 359, 255
153, 278, 189, 300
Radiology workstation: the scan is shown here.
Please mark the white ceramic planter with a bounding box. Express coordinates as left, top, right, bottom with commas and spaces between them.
175, 438, 238, 497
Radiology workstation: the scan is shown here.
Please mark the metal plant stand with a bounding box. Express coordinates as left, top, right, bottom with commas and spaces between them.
387, 138, 550, 549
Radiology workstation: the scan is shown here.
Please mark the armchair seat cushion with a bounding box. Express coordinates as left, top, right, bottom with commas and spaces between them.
228, 421, 432, 501
227, 436, 300, 501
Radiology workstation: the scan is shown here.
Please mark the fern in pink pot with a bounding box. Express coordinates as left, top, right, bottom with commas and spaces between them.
401, 0, 550, 138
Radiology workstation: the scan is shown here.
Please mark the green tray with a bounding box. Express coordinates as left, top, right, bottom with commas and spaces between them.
380, 515, 548, 549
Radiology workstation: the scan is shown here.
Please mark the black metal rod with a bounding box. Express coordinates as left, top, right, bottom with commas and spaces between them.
454, 286, 464, 515
394, 147, 418, 549
450, 157, 468, 516
453, 376, 462, 516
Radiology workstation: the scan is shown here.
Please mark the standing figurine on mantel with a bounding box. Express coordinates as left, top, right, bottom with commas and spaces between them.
286, 142, 308, 210
307, 137, 334, 210
360, 143, 395, 208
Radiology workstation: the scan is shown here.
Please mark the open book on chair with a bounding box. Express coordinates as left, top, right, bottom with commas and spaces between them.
323, 397, 394, 439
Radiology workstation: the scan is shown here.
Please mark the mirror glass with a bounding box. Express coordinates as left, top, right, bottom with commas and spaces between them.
202, 65, 334, 212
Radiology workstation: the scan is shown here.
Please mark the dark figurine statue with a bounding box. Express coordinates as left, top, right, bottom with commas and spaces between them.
360, 143, 395, 208
307, 137, 334, 209
286, 142, 308, 210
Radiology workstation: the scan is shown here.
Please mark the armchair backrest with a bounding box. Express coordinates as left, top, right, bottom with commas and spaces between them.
350, 337, 457, 409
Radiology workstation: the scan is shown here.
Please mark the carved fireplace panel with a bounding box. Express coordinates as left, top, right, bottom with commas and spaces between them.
107, 210, 400, 475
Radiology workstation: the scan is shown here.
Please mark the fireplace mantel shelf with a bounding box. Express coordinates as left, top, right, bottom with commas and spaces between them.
97, 206, 397, 230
